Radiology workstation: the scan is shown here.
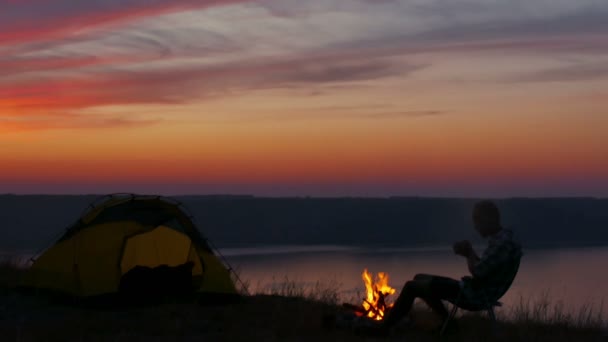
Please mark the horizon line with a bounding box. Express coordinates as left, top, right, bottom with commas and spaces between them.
1, 193, 606, 200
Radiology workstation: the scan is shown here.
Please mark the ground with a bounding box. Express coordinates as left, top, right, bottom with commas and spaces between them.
1, 292, 606, 342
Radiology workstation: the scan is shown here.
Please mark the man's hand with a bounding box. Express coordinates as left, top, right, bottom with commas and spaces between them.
454, 240, 481, 275
453, 240, 473, 257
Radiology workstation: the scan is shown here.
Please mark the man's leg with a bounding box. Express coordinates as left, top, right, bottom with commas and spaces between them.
383, 274, 461, 328
417, 274, 461, 320
382, 278, 424, 328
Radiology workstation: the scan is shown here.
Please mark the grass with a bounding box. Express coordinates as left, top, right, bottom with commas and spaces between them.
509, 292, 605, 330
253, 275, 344, 305
0, 262, 606, 341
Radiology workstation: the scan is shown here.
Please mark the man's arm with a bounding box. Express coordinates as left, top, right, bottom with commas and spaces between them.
471, 242, 513, 279
453, 240, 481, 275
466, 249, 480, 275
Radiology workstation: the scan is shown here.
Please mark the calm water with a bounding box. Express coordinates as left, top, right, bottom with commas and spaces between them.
223, 245, 608, 316
5, 245, 606, 318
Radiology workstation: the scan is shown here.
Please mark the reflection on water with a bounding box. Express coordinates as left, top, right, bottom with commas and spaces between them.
223, 245, 608, 316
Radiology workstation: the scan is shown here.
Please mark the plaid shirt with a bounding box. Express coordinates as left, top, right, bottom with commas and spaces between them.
460, 228, 523, 309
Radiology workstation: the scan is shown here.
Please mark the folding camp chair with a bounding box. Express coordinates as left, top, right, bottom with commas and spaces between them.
439, 256, 521, 336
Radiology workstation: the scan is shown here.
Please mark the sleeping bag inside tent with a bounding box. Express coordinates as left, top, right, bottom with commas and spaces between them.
22, 194, 238, 299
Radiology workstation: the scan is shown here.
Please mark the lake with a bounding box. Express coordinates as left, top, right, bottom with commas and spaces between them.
4, 244, 606, 319
223, 245, 608, 318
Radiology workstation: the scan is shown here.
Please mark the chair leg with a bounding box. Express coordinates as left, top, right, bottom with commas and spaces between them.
488, 306, 496, 321
487, 306, 500, 337
439, 303, 459, 336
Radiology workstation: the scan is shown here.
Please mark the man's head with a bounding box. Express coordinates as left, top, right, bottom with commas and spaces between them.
473, 200, 502, 237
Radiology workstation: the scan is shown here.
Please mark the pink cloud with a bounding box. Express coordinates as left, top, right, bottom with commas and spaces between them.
0, 0, 250, 47
0, 53, 164, 80
0, 50, 419, 120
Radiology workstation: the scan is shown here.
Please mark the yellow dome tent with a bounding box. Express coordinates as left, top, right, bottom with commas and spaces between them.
22, 194, 239, 299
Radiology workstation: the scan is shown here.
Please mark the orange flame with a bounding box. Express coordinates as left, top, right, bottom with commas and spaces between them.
361, 269, 396, 320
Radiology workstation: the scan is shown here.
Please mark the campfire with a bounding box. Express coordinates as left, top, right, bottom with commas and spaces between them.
325, 269, 398, 331
345, 269, 396, 321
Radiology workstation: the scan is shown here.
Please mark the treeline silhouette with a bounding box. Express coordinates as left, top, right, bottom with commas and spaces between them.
1, 195, 607, 251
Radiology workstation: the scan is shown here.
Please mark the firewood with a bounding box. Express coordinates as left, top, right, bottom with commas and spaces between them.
342, 303, 366, 314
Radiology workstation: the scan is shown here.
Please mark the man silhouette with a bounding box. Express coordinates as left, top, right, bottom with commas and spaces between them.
381, 200, 522, 330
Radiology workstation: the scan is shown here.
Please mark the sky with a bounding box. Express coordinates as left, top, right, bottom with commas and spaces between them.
1, 0, 607, 197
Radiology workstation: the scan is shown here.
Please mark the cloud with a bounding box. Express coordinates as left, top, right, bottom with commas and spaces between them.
275, 60, 422, 84
506, 63, 608, 83
0, 115, 160, 133
0, 54, 151, 77
223, 108, 446, 122
0, 50, 423, 120
0, 0, 249, 48
2, 0, 608, 132
363, 111, 446, 119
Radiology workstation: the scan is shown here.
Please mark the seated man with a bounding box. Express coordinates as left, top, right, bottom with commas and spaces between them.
382, 200, 523, 329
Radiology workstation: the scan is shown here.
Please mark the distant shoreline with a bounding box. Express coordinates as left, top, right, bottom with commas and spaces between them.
2, 196, 608, 251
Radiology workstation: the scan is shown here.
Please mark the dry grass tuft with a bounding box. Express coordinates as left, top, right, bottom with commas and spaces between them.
255, 276, 343, 305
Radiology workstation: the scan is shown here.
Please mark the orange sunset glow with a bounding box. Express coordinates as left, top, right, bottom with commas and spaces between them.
1, 1, 607, 196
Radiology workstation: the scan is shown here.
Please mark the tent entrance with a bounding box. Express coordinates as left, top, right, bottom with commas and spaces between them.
118, 226, 203, 296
